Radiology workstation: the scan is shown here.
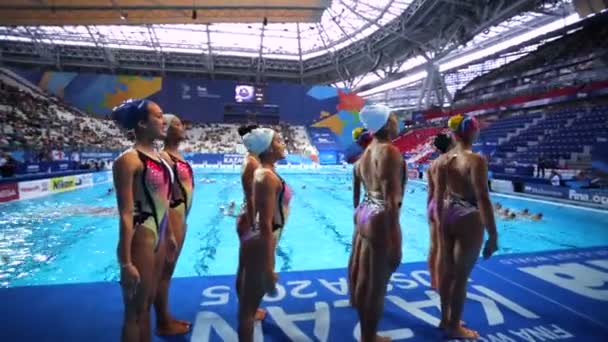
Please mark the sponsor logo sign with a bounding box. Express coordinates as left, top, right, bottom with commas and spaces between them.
0, 183, 19, 202
51, 176, 76, 192
17, 179, 51, 200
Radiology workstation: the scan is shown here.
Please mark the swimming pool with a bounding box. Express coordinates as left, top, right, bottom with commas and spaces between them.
1, 167, 607, 288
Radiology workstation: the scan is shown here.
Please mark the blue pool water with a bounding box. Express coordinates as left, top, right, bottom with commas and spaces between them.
1, 167, 608, 288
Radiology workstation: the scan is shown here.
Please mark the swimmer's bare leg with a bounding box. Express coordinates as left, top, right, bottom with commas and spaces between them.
444, 215, 483, 339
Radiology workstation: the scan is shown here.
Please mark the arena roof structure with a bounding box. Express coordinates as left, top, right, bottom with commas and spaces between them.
0, 0, 573, 91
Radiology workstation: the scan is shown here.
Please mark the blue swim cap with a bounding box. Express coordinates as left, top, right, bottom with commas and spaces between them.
111, 99, 151, 130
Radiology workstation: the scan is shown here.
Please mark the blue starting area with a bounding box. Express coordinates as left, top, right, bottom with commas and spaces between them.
1, 247, 607, 341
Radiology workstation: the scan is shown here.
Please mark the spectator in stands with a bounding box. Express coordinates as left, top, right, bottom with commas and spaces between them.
0, 152, 17, 178
536, 155, 546, 178
350, 104, 405, 342
110, 99, 177, 342
433, 114, 498, 339
237, 127, 291, 341
551, 170, 562, 186
155, 114, 193, 336
426, 132, 453, 290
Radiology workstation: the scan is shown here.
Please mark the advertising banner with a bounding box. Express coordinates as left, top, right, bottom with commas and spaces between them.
18, 179, 51, 200
51, 176, 77, 193
93, 171, 112, 185
0, 183, 19, 203
523, 183, 608, 208
491, 179, 515, 193
522, 183, 569, 198
222, 154, 244, 165
566, 188, 608, 208
77, 173, 94, 187
317, 150, 337, 165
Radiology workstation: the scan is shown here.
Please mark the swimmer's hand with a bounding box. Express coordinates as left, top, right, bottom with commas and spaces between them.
482, 236, 498, 260
120, 263, 140, 298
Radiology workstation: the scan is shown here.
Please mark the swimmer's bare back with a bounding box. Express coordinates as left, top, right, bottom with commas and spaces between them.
357, 140, 404, 246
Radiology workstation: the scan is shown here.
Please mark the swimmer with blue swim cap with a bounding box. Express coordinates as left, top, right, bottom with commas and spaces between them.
111, 98, 182, 339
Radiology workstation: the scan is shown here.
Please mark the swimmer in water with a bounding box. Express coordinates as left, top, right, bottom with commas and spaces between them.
155, 113, 193, 336
434, 114, 498, 339
426, 132, 453, 290
111, 99, 176, 342
350, 105, 406, 342
224, 201, 238, 217
237, 128, 292, 341
519, 208, 531, 216
531, 213, 543, 221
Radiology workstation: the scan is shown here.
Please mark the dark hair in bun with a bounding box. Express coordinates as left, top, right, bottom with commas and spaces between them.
433, 132, 452, 154
111, 99, 151, 130
238, 124, 259, 137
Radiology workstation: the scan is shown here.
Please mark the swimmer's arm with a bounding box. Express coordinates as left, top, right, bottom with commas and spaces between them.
113, 155, 137, 266
353, 164, 361, 208
380, 148, 403, 230
242, 159, 258, 224
472, 157, 497, 239
426, 169, 434, 206
434, 162, 447, 226
253, 170, 277, 273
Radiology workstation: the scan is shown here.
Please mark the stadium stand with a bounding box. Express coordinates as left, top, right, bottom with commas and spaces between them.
454, 17, 608, 107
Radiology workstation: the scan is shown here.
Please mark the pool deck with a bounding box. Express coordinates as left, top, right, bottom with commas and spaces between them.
1, 246, 608, 341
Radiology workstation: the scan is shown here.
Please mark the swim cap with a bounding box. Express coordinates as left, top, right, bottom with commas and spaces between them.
111, 99, 151, 130
242, 128, 275, 155
433, 132, 452, 153
352, 127, 365, 141
448, 114, 478, 138
359, 104, 392, 134
163, 114, 177, 127
238, 124, 259, 138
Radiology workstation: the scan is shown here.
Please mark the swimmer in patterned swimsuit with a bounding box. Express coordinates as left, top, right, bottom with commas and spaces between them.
111, 99, 177, 342
155, 114, 193, 336
426, 132, 453, 290
349, 104, 406, 342
236, 128, 292, 342
433, 114, 499, 339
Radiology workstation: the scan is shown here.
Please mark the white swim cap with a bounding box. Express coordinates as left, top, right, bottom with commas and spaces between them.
242, 128, 275, 156
359, 104, 392, 134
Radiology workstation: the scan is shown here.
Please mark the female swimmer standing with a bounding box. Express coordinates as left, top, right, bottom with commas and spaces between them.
236, 128, 292, 342
236, 124, 260, 239
426, 132, 453, 290
235, 124, 267, 321
154, 114, 193, 336
111, 99, 177, 342
434, 114, 499, 339
349, 104, 406, 342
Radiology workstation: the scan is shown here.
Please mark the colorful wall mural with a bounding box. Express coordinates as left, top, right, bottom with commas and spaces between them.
13, 67, 373, 150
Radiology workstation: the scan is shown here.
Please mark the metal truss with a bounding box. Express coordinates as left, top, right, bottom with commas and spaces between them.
0, 0, 570, 85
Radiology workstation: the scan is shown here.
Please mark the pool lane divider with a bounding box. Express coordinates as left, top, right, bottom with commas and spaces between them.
1, 246, 607, 341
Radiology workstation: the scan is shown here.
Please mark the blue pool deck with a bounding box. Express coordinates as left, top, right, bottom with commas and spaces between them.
1, 247, 607, 341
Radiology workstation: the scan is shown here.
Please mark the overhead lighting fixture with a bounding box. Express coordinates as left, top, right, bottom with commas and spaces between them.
120, 12, 128, 21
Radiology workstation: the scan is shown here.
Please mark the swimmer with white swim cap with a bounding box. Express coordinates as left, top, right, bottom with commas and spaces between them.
349, 104, 406, 342
236, 127, 292, 341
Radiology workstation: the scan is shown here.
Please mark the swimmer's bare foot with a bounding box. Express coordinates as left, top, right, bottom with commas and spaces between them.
254, 308, 266, 321
438, 320, 466, 329
156, 319, 191, 336
445, 326, 479, 339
